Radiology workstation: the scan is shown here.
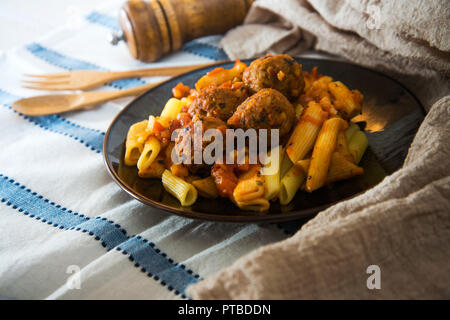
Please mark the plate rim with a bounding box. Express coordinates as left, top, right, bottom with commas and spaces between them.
103, 57, 426, 223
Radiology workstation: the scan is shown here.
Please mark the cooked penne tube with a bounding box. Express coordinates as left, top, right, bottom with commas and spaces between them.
280, 152, 293, 178
138, 157, 165, 178
279, 165, 306, 205
162, 170, 198, 206
192, 176, 218, 199
147, 115, 156, 132
336, 130, 355, 163
306, 117, 348, 192
296, 152, 363, 184
235, 197, 270, 212
348, 130, 369, 164
296, 159, 310, 174
233, 166, 265, 203
328, 81, 363, 119
160, 98, 184, 120
319, 96, 338, 117
262, 146, 282, 201
195, 60, 247, 90
326, 152, 364, 183
286, 101, 327, 163
164, 142, 175, 168
124, 120, 150, 166
345, 122, 359, 143
264, 172, 280, 201
137, 136, 161, 173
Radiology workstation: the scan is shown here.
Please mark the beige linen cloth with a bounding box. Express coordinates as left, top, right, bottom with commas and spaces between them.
187, 0, 450, 299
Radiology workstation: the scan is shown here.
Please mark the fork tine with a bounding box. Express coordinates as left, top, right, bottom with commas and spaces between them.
22, 79, 70, 86
23, 73, 69, 79
21, 84, 73, 91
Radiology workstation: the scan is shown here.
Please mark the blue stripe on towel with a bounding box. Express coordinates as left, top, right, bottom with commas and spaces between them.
25, 43, 145, 89
0, 89, 104, 153
0, 174, 199, 298
86, 11, 121, 32
84, 11, 228, 61
181, 41, 228, 61
0, 174, 128, 248
117, 236, 199, 295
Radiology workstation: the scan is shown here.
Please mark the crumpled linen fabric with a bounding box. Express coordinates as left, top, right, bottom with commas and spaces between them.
187, 0, 450, 299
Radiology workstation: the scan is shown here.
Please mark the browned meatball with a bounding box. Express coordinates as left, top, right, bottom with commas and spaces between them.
187, 86, 249, 121
174, 116, 227, 175
243, 54, 304, 101
227, 88, 295, 140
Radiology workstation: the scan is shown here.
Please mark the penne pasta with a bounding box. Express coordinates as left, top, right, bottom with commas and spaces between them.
164, 142, 175, 168
306, 117, 348, 192
192, 176, 219, 199
147, 114, 170, 132
336, 130, 355, 163
296, 152, 363, 185
195, 60, 247, 90
124, 120, 150, 166
233, 166, 265, 203
286, 101, 327, 163
264, 172, 280, 201
328, 81, 363, 119
235, 198, 270, 212
319, 96, 338, 117
345, 122, 360, 143
160, 98, 184, 121
138, 157, 165, 178
296, 159, 310, 175
279, 165, 306, 205
147, 115, 156, 132
326, 152, 364, 183
348, 130, 369, 164
263, 146, 282, 201
137, 136, 161, 173
280, 152, 293, 178
162, 170, 198, 206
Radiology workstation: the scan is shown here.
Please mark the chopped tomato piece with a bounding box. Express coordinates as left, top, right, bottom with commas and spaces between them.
153, 120, 165, 135
172, 82, 191, 99
211, 164, 238, 199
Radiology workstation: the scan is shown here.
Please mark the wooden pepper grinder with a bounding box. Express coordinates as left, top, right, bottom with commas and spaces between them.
110, 0, 254, 62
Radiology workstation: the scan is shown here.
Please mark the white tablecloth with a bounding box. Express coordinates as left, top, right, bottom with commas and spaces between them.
0, 0, 318, 299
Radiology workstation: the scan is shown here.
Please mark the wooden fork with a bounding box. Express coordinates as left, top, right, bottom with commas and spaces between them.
22, 62, 218, 91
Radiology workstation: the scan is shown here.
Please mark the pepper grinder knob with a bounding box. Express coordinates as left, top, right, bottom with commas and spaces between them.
108, 31, 125, 46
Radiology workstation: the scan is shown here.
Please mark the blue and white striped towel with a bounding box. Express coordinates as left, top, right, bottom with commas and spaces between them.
0, 0, 308, 299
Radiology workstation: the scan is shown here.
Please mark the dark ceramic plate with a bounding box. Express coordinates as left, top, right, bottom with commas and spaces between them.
103, 58, 425, 223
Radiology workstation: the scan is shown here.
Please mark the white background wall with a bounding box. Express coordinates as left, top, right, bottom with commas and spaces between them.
0, 0, 107, 51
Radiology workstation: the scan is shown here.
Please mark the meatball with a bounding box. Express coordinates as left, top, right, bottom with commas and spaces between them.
187, 86, 249, 121
174, 116, 227, 175
227, 88, 295, 140
243, 54, 304, 101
